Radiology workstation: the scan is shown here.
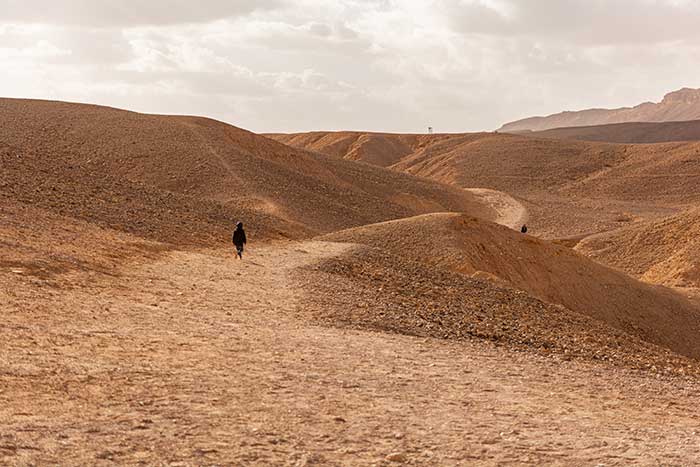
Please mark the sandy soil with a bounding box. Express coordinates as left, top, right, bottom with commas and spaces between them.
464, 189, 528, 230
3, 241, 700, 466
6, 97, 700, 465
576, 207, 700, 289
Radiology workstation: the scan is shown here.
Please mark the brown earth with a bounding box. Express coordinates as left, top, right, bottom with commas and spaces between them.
271, 130, 700, 206
0, 98, 492, 245
463, 188, 528, 230
319, 213, 700, 360
529, 119, 700, 144
269, 126, 700, 309
577, 208, 700, 290
499, 87, 700, 132
270, 130, 700, 238
4, 239, 700, 465
265, 131, 417, 167
5, 99, 700, 465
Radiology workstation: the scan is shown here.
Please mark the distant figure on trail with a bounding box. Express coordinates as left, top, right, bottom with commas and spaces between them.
520, 225, 528, 234
232, 222, 247, 259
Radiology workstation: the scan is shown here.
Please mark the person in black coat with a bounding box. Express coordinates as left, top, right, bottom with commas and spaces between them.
232, 221, 247, 259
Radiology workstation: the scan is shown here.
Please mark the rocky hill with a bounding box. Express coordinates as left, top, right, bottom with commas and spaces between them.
0, 98, 492, 248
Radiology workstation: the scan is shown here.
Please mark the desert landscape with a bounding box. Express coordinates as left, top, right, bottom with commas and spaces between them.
5, 2, 700, 465
5, 94, 700, 466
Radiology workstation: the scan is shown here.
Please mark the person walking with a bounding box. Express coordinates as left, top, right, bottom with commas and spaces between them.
232, 221, 247, 259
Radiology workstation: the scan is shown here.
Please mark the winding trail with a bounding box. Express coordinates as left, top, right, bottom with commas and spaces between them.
3, 241, 700, 465
465, 188, 529, 230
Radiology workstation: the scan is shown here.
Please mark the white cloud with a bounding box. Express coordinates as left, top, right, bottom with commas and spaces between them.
1, 0, 700, 132
443, 0, 700, 44
0, 39, 71, 59
0, 0, 282, 26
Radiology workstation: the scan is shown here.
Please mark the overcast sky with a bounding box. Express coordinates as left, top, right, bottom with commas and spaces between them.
2, 0, 700, 133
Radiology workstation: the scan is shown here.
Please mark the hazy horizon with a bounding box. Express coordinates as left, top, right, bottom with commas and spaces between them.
2, 0, 700, 133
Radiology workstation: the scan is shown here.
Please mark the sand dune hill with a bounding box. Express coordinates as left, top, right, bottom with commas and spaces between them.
0, 99, 492, 248
319, 213, 700, 360
530, 119, 700, 144
499, 87, 700, 132
577, 208, 700, 289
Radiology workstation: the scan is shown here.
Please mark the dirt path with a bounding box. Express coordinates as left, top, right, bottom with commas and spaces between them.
465, 188, 528, 230
2, 241, 700, 465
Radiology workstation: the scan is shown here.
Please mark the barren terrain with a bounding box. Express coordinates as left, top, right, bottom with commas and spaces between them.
5, 238, 700, 466
0, 98, 492, 243
463, 189, 528, 230
5, 99, 700, 465
271, 130, 700, 239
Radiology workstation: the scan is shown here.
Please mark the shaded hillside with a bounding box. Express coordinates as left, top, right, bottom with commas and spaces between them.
319, 213, 700, 360
500, 87, 700, 132
390, 133, 620, 192
268, 131, 496, 172
274, 129, 700, 237
577, 208, 700, 289
271, 131, 631, 197
299, 242, 700, 373
390, 134, 700, 208
530, 119, 700, 144
266, 131, 419, 167
0, 98, 492, 247
392, 135, 700, 237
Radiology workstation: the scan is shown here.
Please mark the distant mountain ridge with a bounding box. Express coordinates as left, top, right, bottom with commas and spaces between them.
500, 87, 700, 132
529, 119, 700, 144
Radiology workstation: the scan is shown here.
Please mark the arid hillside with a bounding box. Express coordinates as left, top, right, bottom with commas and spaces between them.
499, 87, 700, 132
530, 119, 700, 144
269, 131, 617, 190
272, 130, 700, 203
577, 208, 700, 290
319, 213, 700, 360
271, 130, 700, 237
266, 131, 419, 167
0, 98, 492, 248
6, 99, 700, 465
